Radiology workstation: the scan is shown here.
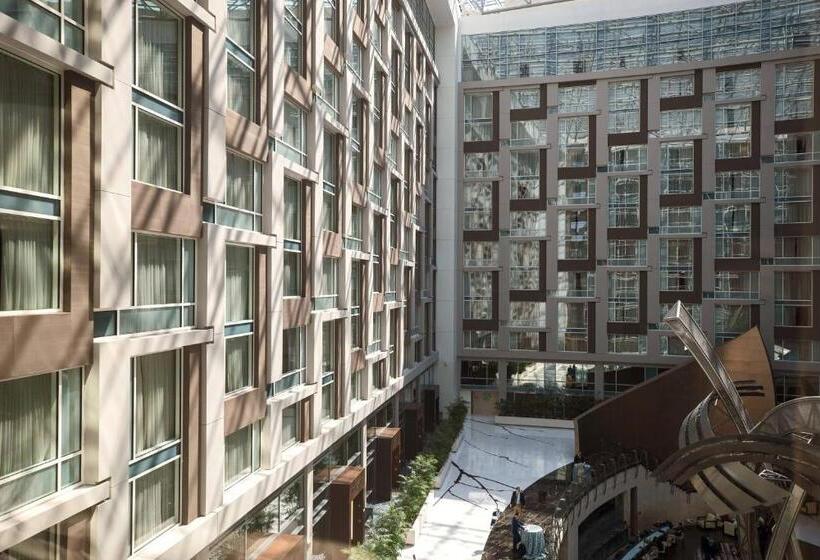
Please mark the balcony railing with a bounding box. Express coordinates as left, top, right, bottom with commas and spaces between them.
773, 151, 820, 164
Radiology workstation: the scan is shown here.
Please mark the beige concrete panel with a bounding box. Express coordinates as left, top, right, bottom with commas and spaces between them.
96, 190, 131, 309
206, 108, 227, 203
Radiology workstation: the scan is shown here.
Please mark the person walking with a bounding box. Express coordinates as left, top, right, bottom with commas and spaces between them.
510, 486, 527, 513
511, 514, 524, 554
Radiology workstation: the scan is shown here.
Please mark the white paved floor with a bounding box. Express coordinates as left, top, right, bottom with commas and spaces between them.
400, 417, 574, 560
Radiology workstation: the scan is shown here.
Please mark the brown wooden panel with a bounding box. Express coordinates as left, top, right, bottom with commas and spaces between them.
225, 111, 268, 161
0, 73, 94, 380
224, 388, 266, 435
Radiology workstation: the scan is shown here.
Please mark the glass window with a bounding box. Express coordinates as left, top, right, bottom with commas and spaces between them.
464, 330, 497, 349
776, 61, 814, 120
556, 271, 595, 297
509, 211, 546, 237
608, 144, 647, 172
351, 99, 364, 184
284, 0, 304, 73
715, 104, 752, 160
0, 53, 58, 195
608, 177, 640, 228
775, 168, 812, 224
608, 271, 639, 322
226, 0, 255, 119
463, 182, 492, 230
278, 327, 305, 394
510, 151, 539, 199
608, 80, 640, 133
322, 67, 339, 117
0, 0, 85, 51
510, 241, 539, 290
607, 239, 646, 266
349, 40, 363, 81
510, 331, 540, 351
283, 177, 302, 297
464, 92, 493, 141
281, 101, 307, 166
0, 369, 81, 516
133, 0, 183, 191
509, 301, 545, 328
225, 245, 254, 394
124, 234, 195, 334
659, 206, 701, 234
131, 459, 178, 550
660, 239, 693, 291
464, 152, 498, 178
510, 120, 547, 147
282, 404, 300, 449
558, 302, 587, 352
660, 142, 694, 194
559, 85, 595, 113
133, 352, 178, 456
317, 257, 338, 309
715, 204, 751, 258
558, 210, 588, 259
323, 0, 338, 43
775, 271, 812, 327
219, 152, 262, 231
511, 88, 540, 109
660, 74, 694, 98
558, 117, 588, 167
716, 68, 760, 100
659, 109, 701, 137
463, 271, 492, 320
0, 214, 58, 311
224, 423, 260, 488
715, 170, 760, 200
715, 304, 750, 340
464, 241, 497, 267
322, 132, 338, 232
608, 334, 646, 354
715, 271, 759, 299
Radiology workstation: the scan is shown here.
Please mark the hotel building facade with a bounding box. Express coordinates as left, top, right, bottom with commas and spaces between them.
0, 0, 457, 558
455, 0, 820, 410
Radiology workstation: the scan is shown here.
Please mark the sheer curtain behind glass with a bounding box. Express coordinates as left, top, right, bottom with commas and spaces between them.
226, 245, 251, 322
137, 0, 180, 105
0, 373, 55, 477
227, 0, 253, 52
133, 461, 177, 549
226, 154, 254, 212
0, 215, 55, 311
137, 111, 179, 191
134, 352, 177, 455
136, 235, 180, 305
224, 426, 251, 487
0, 53, 56, 194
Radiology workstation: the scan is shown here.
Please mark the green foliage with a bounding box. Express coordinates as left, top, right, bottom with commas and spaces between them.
349, 400, 468, 559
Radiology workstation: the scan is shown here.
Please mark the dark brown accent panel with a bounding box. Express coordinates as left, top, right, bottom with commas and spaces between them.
539, 331, 547, 352
225, 111, 268, 162
510, 83, 548, 121
608, 80, 648, 146
224, 388, 266, 435
352, 13, 368, 46
715, 203, 761, 271
321, 230, 343, 258
715, 101, 761, 172
660, 139, 702, 207
61, 510, 92, 560
182, 344, 201, 523
587, 302, 596, 353
660, 70, 703, 111
283, 298, 311, 328
0, 74, 94, 381
351, 349, 365, 372
324, 35, 344, 76
774, 60, 820, 134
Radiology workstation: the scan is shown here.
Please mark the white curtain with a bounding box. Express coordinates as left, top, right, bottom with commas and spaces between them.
226, 246, 251, 322
134, 352, 176, 455
133, 461, 177, 548
284, 179, 300, 240
227, 57, 252, 119
136, 111, 179, 191
225, 336, 251, 393
0, 53, 56, 194
224, 426, 251, 487
136, 235, 180, 306
137, 0, 180, 105
60, 369, 82, 455
0, 215, 55, 311
227, 0, 254, 53
0, 373, 56, 477
226, 154, 254, 212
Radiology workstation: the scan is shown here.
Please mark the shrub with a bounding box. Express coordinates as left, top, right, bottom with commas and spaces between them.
348, 400, 468, 559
